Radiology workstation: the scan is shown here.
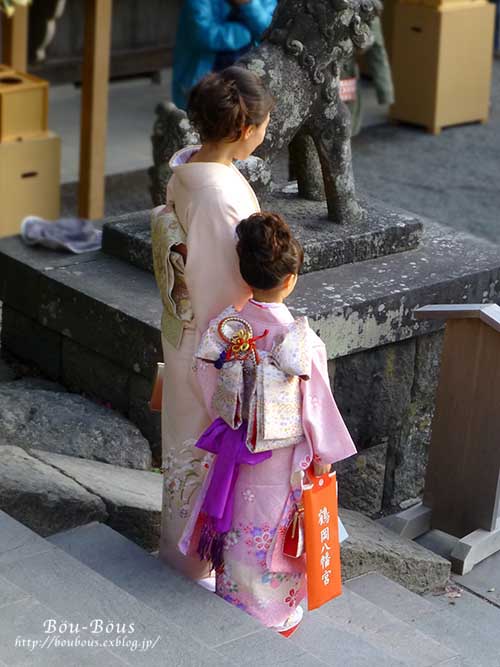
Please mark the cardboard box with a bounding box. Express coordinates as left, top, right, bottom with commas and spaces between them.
0, 70, 49, 142
390, 1, 495, 133
0, 131, 60, 238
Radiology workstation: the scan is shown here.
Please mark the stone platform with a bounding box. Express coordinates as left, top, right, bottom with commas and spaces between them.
1, 197, 500, 512
101, 195, 423, 274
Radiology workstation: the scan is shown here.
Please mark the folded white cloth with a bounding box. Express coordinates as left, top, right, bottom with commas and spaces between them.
21, 216, 102, 254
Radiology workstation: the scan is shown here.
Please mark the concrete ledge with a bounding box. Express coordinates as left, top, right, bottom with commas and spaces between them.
0, 236, 162, 377
1, 217, 499, 369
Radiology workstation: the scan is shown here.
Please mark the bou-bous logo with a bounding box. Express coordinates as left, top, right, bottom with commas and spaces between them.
43, 620, 136, 635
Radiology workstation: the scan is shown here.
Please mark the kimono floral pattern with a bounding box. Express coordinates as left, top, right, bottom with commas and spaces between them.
216, 550, 305, 625
215, 491, 307, 628
161, 439, 213, 520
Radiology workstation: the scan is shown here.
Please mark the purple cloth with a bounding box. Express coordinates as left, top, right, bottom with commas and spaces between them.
196, 418, 271, 533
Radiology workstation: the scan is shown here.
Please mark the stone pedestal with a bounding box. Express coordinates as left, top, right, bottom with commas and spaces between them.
101, 195, 423, 275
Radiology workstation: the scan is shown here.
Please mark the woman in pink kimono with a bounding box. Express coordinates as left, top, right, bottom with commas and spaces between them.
179, 213, 357, 634
151, 67, 274, 579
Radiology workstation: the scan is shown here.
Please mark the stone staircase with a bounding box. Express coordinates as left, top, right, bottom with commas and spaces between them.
3, 509, 500, 666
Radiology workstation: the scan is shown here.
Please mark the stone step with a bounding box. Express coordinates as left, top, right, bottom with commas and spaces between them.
101, 196, 424, 274
0, 510, 231, 666
351, 572, 500, 667
340, 509, 450, 594
48, 521, 459, 666
29, 446, 449, 591
1, 510, 401, 667
28, 448, 162, 551
0, 445, 108, 538
47, 521, 322, 665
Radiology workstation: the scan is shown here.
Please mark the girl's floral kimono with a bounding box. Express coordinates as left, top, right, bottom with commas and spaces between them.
179, 298, 357, 628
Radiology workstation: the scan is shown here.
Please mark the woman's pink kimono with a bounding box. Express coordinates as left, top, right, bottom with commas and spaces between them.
179, 299, 357, 628
154, 146, 259, 578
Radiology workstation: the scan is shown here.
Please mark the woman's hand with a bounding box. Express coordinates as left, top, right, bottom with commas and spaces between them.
313, 462, 332, 477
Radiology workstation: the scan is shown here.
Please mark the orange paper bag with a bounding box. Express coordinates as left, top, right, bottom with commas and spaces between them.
303, 470, 342, 611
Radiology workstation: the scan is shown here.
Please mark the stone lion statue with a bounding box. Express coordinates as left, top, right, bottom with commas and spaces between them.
150, 0, 380, 224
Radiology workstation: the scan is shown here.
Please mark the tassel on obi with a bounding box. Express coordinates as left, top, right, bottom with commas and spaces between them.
197, 517, 226, 571
193, 419, 272, 571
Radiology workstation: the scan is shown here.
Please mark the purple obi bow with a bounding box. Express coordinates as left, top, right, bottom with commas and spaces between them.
195, 417, 271, 568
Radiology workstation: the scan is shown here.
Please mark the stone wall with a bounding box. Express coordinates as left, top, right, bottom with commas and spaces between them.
332, 331, 444, 515
1, 304, 162, 467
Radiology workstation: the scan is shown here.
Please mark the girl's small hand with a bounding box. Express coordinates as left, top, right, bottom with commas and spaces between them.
313, 462, 331, 477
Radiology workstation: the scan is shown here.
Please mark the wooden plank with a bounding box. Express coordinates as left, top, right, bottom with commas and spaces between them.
1, 5, 29, 71
463, 321, 500, 531
78, 0, 113, 219
424, 318, 500, 536
423, 319, 483, 536
415, 303, 500, 333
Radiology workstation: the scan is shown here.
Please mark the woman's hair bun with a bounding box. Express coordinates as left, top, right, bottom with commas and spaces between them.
236, 212, 304, 290
187, 66, 273, 144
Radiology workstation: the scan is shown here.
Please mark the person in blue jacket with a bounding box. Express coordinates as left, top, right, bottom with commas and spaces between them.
173, 0, 277, 110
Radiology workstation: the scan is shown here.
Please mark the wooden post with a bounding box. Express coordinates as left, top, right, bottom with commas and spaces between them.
78, 0, 112, 219
379, 303, 500, 574
1, 5, 29, 71
417, 304, 500, 537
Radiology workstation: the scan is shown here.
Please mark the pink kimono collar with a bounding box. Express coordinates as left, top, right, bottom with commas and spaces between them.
241, 299, 295, 325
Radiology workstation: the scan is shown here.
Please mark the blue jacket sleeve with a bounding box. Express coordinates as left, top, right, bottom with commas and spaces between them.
184, 0, 252, 52
237, 0, 277, 39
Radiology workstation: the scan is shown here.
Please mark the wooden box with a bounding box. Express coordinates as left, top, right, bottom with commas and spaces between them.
390, 1, 495, 134
0, 70, 48, 142
0, 131, 60, 238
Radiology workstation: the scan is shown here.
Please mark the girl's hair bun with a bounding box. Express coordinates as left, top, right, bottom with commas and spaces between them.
236, 212, 304, 290
187, 66, 274, 143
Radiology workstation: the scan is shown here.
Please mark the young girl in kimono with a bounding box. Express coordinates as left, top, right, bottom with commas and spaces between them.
179, 212, 357, 635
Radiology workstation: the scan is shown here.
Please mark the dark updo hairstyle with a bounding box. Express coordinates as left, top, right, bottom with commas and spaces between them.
187, 66, 274, 143
236, 212, 304, 291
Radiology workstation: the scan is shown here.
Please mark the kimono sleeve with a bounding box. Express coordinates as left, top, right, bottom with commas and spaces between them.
301, 337, 357, 465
